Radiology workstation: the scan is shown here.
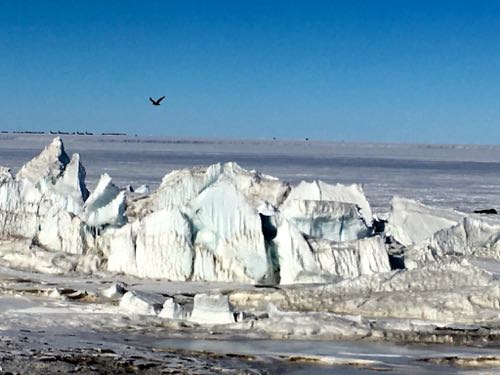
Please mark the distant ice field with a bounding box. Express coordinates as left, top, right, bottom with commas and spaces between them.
0, 134, 499, 215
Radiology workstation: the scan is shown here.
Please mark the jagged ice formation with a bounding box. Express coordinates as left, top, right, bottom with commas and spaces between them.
0, 138, 499, 287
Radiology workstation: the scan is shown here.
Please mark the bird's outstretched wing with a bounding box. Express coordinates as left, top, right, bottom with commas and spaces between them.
149, 97, 155, 104
157, 96, 166, 103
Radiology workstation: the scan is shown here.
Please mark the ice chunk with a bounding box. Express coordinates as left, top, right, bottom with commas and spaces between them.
281, 199, 370, 242
134, 208, 193, 279
119, 291, 165, 316
387, 196, 464, 246
101, 282, 127, 299
189, 180, 269, 283
82, 173, 126, 228
0, 178, 40, 238
428, 217, 500, 258
138, 163, 223, 215
272, 216, 389, 284
307, 236, 391, 278
0, 139, 89, 247
104, 224, 138, 275
76, 253, 102, 274
16, 137, 70, 184
158, 298, 188, 320
54, 153, 89, 203
105, 208, 193, 279
229, 259, 500, 324
190, 293, 235, 325
0, 179, 85, 254
406, 217, 500, 268
110, 179, 272, 282
272, 217, 321, 284
125, 163, 219, 219
221, 162, 290, 209
0, 239, 81, 275
0, 167, 13, 185
284, 180, 372, 225
134, 184, 150, 194
36, 207, 84, 254
29, 152, 88, 217
130, 162, 289, 219
256, 303, 370, 338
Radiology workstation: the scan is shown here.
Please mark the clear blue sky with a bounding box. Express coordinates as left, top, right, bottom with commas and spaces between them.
1, 1, 500, 143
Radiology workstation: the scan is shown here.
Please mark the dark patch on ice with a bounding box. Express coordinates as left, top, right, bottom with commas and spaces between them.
388, 254, 405, 270
260, 214, 277, 241
371, 218, 386, 234
436, 324, 481, 332
260, 214, 280, 284
385, 236, 406, 270
254, 284, 280, 290
473, 208, 497, 214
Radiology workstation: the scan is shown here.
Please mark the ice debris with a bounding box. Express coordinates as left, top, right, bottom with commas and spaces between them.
285, 180, 372, 225
387, 196, 464, 246
101, 282, 127, 299
119, 291, 165, 316
1, 137, 498, 286
134, 184, 150, 194
190, 294, 235, 325
158, 298, 188, 320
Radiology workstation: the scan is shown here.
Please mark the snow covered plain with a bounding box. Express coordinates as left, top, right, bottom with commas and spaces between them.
0, 133, 500, 374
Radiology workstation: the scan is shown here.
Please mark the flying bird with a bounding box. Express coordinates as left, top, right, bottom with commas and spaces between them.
149, 96, 166, 106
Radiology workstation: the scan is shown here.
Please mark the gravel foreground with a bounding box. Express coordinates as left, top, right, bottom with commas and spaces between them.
0, 335, 274, 375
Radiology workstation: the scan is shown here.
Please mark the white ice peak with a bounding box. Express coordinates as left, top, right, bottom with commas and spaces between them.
16, 137, 70, 184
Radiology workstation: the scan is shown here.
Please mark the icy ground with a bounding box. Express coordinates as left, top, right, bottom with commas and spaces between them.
0, 134, 500, 373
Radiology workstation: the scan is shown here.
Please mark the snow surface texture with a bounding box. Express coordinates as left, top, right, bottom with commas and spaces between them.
0, 137, 499, 289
